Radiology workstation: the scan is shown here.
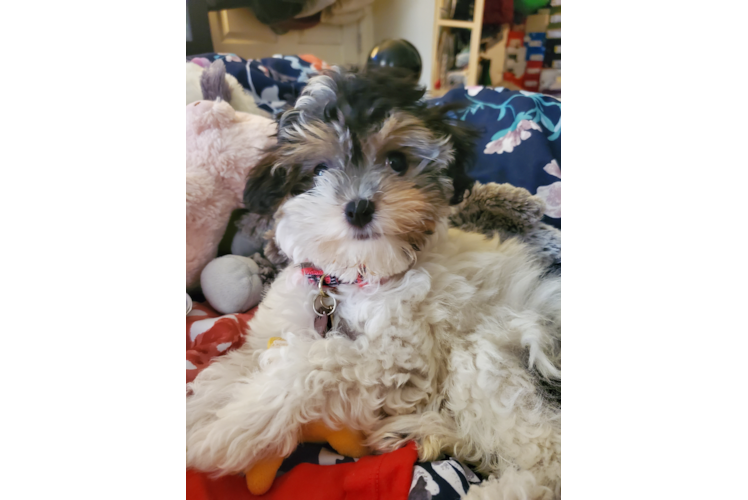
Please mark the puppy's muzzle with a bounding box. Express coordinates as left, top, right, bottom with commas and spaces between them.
345, 199, 375, 228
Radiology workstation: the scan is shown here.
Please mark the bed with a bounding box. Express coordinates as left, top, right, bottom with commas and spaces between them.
186, 52, 561, 500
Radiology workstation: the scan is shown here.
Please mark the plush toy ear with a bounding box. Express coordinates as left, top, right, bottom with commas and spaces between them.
200, 59, 232, 102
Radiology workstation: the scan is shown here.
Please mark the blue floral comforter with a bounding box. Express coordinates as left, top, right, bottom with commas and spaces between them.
435, 86, 561, 229
188, 53, 561, 229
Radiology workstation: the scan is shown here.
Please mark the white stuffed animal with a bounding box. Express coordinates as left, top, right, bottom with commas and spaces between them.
200, 255, 263, 315
185, 76, 275, 312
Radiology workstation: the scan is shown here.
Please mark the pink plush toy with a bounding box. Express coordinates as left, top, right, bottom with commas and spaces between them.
186, 99, 276, 290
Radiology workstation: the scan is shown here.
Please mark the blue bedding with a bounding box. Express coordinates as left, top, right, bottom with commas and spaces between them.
436, 86, 561, 229
188, 53, 561, 229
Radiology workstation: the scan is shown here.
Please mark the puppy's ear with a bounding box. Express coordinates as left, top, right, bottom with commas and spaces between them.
442, 117, 480, 205
243, 148, 314, 216
243, 150, 284, 216
421, 103, 481, 205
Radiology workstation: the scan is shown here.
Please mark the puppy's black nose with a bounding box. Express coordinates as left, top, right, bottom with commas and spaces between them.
345, 199, 375, 228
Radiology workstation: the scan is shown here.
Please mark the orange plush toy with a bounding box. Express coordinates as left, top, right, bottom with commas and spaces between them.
244, 338, 371, 495
244, 420, 370, 495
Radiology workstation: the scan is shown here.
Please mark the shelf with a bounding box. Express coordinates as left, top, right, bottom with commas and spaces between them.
436, 19, 475, 29
431, 0, 485, 89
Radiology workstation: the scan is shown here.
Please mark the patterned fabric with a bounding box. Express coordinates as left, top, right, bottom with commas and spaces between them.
272, 444, 481, 500
186, 302, 256, 383
186, 54, 561, 230
300, 264, 364, 287
409, 458, 483, 500
433, 86, 561, 229
187, 52, 330, 115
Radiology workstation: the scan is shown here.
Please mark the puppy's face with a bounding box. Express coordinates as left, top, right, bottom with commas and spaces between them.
244, 69, 476, 282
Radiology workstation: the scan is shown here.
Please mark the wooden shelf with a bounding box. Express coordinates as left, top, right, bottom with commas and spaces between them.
430, 0, 485, 89
436, 19, 476, 29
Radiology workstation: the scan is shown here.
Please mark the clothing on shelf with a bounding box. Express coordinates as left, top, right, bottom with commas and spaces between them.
452, 0, 474, 21
269, 12, 322, 35
205, 0, 305, 28
295, 0, 337, 18
205, 0, 372, 31
482, 0, 514, 25
326, 0, 375, 15
320, 0, 375, 25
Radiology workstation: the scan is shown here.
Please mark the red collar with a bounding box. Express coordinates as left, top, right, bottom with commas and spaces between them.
300, 264, 366, 288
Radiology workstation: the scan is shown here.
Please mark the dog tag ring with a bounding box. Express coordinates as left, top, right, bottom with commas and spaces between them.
312, 274, 337, 316
313, 293, 337, 316
312, 274, 337, 337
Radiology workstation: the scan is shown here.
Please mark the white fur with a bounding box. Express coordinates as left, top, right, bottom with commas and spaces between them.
271, 118, 456, 285
187, 223, 561, 498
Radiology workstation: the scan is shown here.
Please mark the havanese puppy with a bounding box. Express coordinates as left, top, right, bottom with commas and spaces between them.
186, 68, 561, 499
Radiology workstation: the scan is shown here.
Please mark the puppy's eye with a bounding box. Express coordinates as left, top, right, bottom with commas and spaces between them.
385, 152, 408, 175
314, 164, 329, 176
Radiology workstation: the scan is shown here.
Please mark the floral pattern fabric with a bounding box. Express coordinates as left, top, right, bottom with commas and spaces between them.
434, 86, 561, 228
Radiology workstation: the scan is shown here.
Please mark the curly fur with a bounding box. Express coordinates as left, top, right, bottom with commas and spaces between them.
186, 68, 561, 499
462, 468, 554, 500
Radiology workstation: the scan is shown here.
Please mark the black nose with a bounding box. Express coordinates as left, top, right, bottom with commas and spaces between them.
345, 199, 375, 228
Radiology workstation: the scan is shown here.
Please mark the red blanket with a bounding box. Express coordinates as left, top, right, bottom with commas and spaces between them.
186, 303, 418, 499
186, 302, 256, 383
187, 442, 418, 500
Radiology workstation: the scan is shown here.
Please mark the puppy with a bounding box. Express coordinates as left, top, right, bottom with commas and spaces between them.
186, 68, 561, 499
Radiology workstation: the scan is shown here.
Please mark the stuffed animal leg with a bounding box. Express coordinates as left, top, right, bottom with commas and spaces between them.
244, 420, 369, 495
200, 255, 263, 314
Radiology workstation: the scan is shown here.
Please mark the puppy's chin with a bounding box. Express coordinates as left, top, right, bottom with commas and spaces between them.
272, 184, 449, 282
274, 211, 443, 283
274, 223, 417, 283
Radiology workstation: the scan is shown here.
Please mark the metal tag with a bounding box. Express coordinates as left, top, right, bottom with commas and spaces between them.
312, 273, 337, 337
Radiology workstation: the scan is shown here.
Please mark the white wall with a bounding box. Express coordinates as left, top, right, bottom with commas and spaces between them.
372, 0, 435, 89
